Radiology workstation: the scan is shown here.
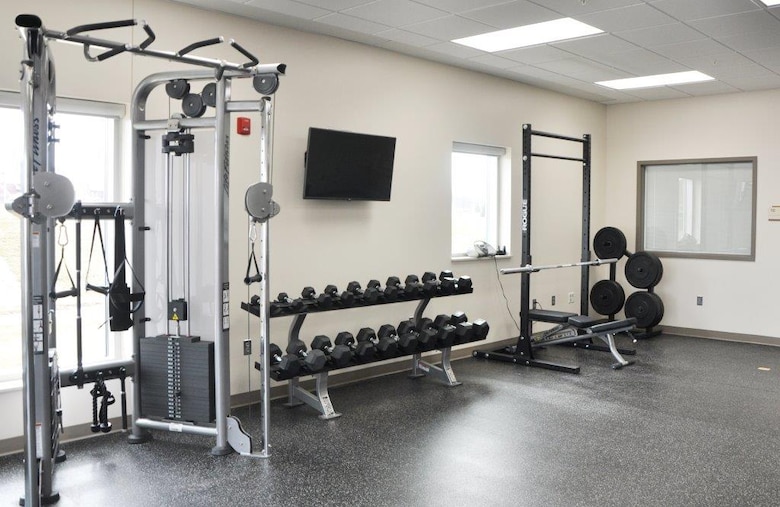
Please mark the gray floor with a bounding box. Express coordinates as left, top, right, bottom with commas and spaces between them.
1, 334, 779, 506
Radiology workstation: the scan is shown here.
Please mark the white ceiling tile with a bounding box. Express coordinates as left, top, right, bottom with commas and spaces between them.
375, 28, 441, 46
649, 0, 760, 22
616, 22, 707, 47
743, 47, 780, 72
460, 1, 560, 29
578, 4, 677, 32
413, 0, 510, 14
296, 0, 376, 10
343, 0, 448, 27
525, 0, 644, 17
688, 10, 780, 38
553, 34, 639, 57
669, 80, 740, 96
597, 49, 689, 75
718, 30, 780, 52
719, 73, 780, 91
468, 54, 522, 69
675, 51, 760, 75
534, 56, 631, 81
424, 41, 485, 58
314, 12, 392, 34
651, 38, 729, 59
498, 45, 573, 64
404, 14, 495, 40
246, 0, 331, 19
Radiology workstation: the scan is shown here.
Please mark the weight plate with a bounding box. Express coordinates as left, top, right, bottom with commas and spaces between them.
625, 251, 663, 289
253, 73, 279, 95
624, 291, 664, 328
589, 279, 626, 316
181, 93, 207, 118
593, 226, 627, 260
201, 82, 217, 107
165, 79, 190, 99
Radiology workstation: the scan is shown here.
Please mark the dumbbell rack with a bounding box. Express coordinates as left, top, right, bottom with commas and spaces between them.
242, 283, 475, 419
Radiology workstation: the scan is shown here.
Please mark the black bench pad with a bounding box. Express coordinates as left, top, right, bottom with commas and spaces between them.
528, 309, 577, 323
567, 315, 606, 328
587, 317, 637, 334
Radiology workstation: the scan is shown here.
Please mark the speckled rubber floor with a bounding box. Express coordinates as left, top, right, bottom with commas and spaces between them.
1, 334, 779, 506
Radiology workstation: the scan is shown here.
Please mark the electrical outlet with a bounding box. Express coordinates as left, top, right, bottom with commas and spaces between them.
243, 339, 252, 355
568, 292, 575, 304
551, 295, 556, 306
696, 296, 703, 306
532, 298, 538, 308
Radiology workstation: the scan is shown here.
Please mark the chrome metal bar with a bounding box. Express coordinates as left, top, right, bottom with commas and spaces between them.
135, 418, 217, 436
501, 257, 618, 275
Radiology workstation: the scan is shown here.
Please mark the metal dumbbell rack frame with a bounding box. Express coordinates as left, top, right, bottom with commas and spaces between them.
12, 14, 284, 506
241, 284, 475, 420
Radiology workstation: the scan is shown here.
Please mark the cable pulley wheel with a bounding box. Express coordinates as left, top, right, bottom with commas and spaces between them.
589, 279, 625, 316
201, 82, 217, 107
181, 93, 207, 118
593, 226, 627, 260
624, 291, 664, 328
253, 73, 279, 95
165, 79, 190, 99
625, 251, 663, 289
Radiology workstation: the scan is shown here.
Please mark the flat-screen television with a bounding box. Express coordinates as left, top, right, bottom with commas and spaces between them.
303, 127, 396, 201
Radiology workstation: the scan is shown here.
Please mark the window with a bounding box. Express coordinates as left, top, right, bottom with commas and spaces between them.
0, 92, 125, 382
451, 142, 510, 258
637, 157, 756, 260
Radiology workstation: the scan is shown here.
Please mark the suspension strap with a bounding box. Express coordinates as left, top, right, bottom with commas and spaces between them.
85, 216, 110, 295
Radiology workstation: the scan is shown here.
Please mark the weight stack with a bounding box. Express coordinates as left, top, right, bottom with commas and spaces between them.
139, 335, 215, 424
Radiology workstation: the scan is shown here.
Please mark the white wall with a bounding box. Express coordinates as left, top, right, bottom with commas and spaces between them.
606, 89, 780, 340
0, 0, 606, 441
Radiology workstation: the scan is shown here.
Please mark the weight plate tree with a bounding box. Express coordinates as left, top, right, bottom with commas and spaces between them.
593, 226, 627, 260
625, 292, 664, 328
590, 279, 625, 316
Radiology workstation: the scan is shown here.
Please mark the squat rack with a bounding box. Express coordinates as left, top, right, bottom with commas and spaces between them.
12, 14, 284, 507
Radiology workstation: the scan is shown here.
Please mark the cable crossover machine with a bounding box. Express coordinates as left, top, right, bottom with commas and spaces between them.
474, 124, 637, 373
11, 13, 285, 507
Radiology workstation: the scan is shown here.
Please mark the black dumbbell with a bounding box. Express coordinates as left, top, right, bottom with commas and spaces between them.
378, 323, 418, 354
356, 327, 397, 359
311, 335, 353, 368
346, 281, 374, 304
420, 272, 439, 296
268, 343, 302, 379
383, 277, 401, 301
456, 276, 473, 293
471, 319, 490, 341
277, 292, 305, 312
324, 284, 355, 307
301, 286, 333, 309
335, 331, 376, 362
287, 339, 327, 373
403, 319, 439, 351
437, 271, 457, 295
437, 312, 473, 344
403, 275, 424, 297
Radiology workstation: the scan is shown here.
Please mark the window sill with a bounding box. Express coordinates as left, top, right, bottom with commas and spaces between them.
451, 254, 512, 262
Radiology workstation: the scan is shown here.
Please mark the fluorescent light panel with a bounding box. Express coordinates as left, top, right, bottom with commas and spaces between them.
759, 1, 780, 6
452, 18, 603, 52
596, 71, 715, 90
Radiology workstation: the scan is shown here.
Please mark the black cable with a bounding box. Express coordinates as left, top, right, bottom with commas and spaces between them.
493, 256, 520, 331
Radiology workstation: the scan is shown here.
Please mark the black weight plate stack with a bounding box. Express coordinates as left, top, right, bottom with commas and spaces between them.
165, 79, 190, 99
589, 280, 626, 316
593, 226, 627, 260
624, 292, 664, 328
625, 251, 663, 289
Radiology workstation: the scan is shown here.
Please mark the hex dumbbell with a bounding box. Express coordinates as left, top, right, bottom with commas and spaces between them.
378, 323, 418, 354
383, 277, 401, 301
324, 284, 355, 307
403, 275, 423, 297
346, 281, 378, 304
286, 339, 327, 373
311, 335, 352, 368
335, 331, 376, 363
301, 286, 333, 309
356, 327, 397, 359
277, 292, 305, 312
268, 343, 301, 379
399, 319, 438, 351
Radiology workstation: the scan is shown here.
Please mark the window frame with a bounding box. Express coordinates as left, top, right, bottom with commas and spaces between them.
0, 91, 126, 383
450, 141, 510, 260
636, 156, 757, 261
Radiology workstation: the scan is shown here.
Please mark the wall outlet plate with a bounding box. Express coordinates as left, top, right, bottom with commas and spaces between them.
243, 339, 252, 355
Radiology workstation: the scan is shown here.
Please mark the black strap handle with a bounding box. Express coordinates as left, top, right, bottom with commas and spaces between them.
244, 250, 262, 285
66, 19, 137, 36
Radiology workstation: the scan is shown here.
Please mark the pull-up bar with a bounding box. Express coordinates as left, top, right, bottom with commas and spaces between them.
500, 257, 618, 275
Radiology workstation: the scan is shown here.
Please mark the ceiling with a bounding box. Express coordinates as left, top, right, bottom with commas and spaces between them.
173, 0, 780, 104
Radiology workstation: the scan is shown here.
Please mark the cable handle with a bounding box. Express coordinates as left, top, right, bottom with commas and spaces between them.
66, 19, 137, 36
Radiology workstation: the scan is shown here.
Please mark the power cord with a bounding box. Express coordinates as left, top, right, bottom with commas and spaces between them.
493, 256, 520, 331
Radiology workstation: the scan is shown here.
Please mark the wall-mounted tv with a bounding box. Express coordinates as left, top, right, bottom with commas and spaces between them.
303, 127, 396, 201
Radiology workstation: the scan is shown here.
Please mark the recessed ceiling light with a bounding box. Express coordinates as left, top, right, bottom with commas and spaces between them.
596, 71, 715, 90
759, 0, 780, 6
452, 18, 603, 52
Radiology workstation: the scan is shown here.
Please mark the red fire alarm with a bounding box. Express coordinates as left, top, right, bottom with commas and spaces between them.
237, 117, 251, 135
